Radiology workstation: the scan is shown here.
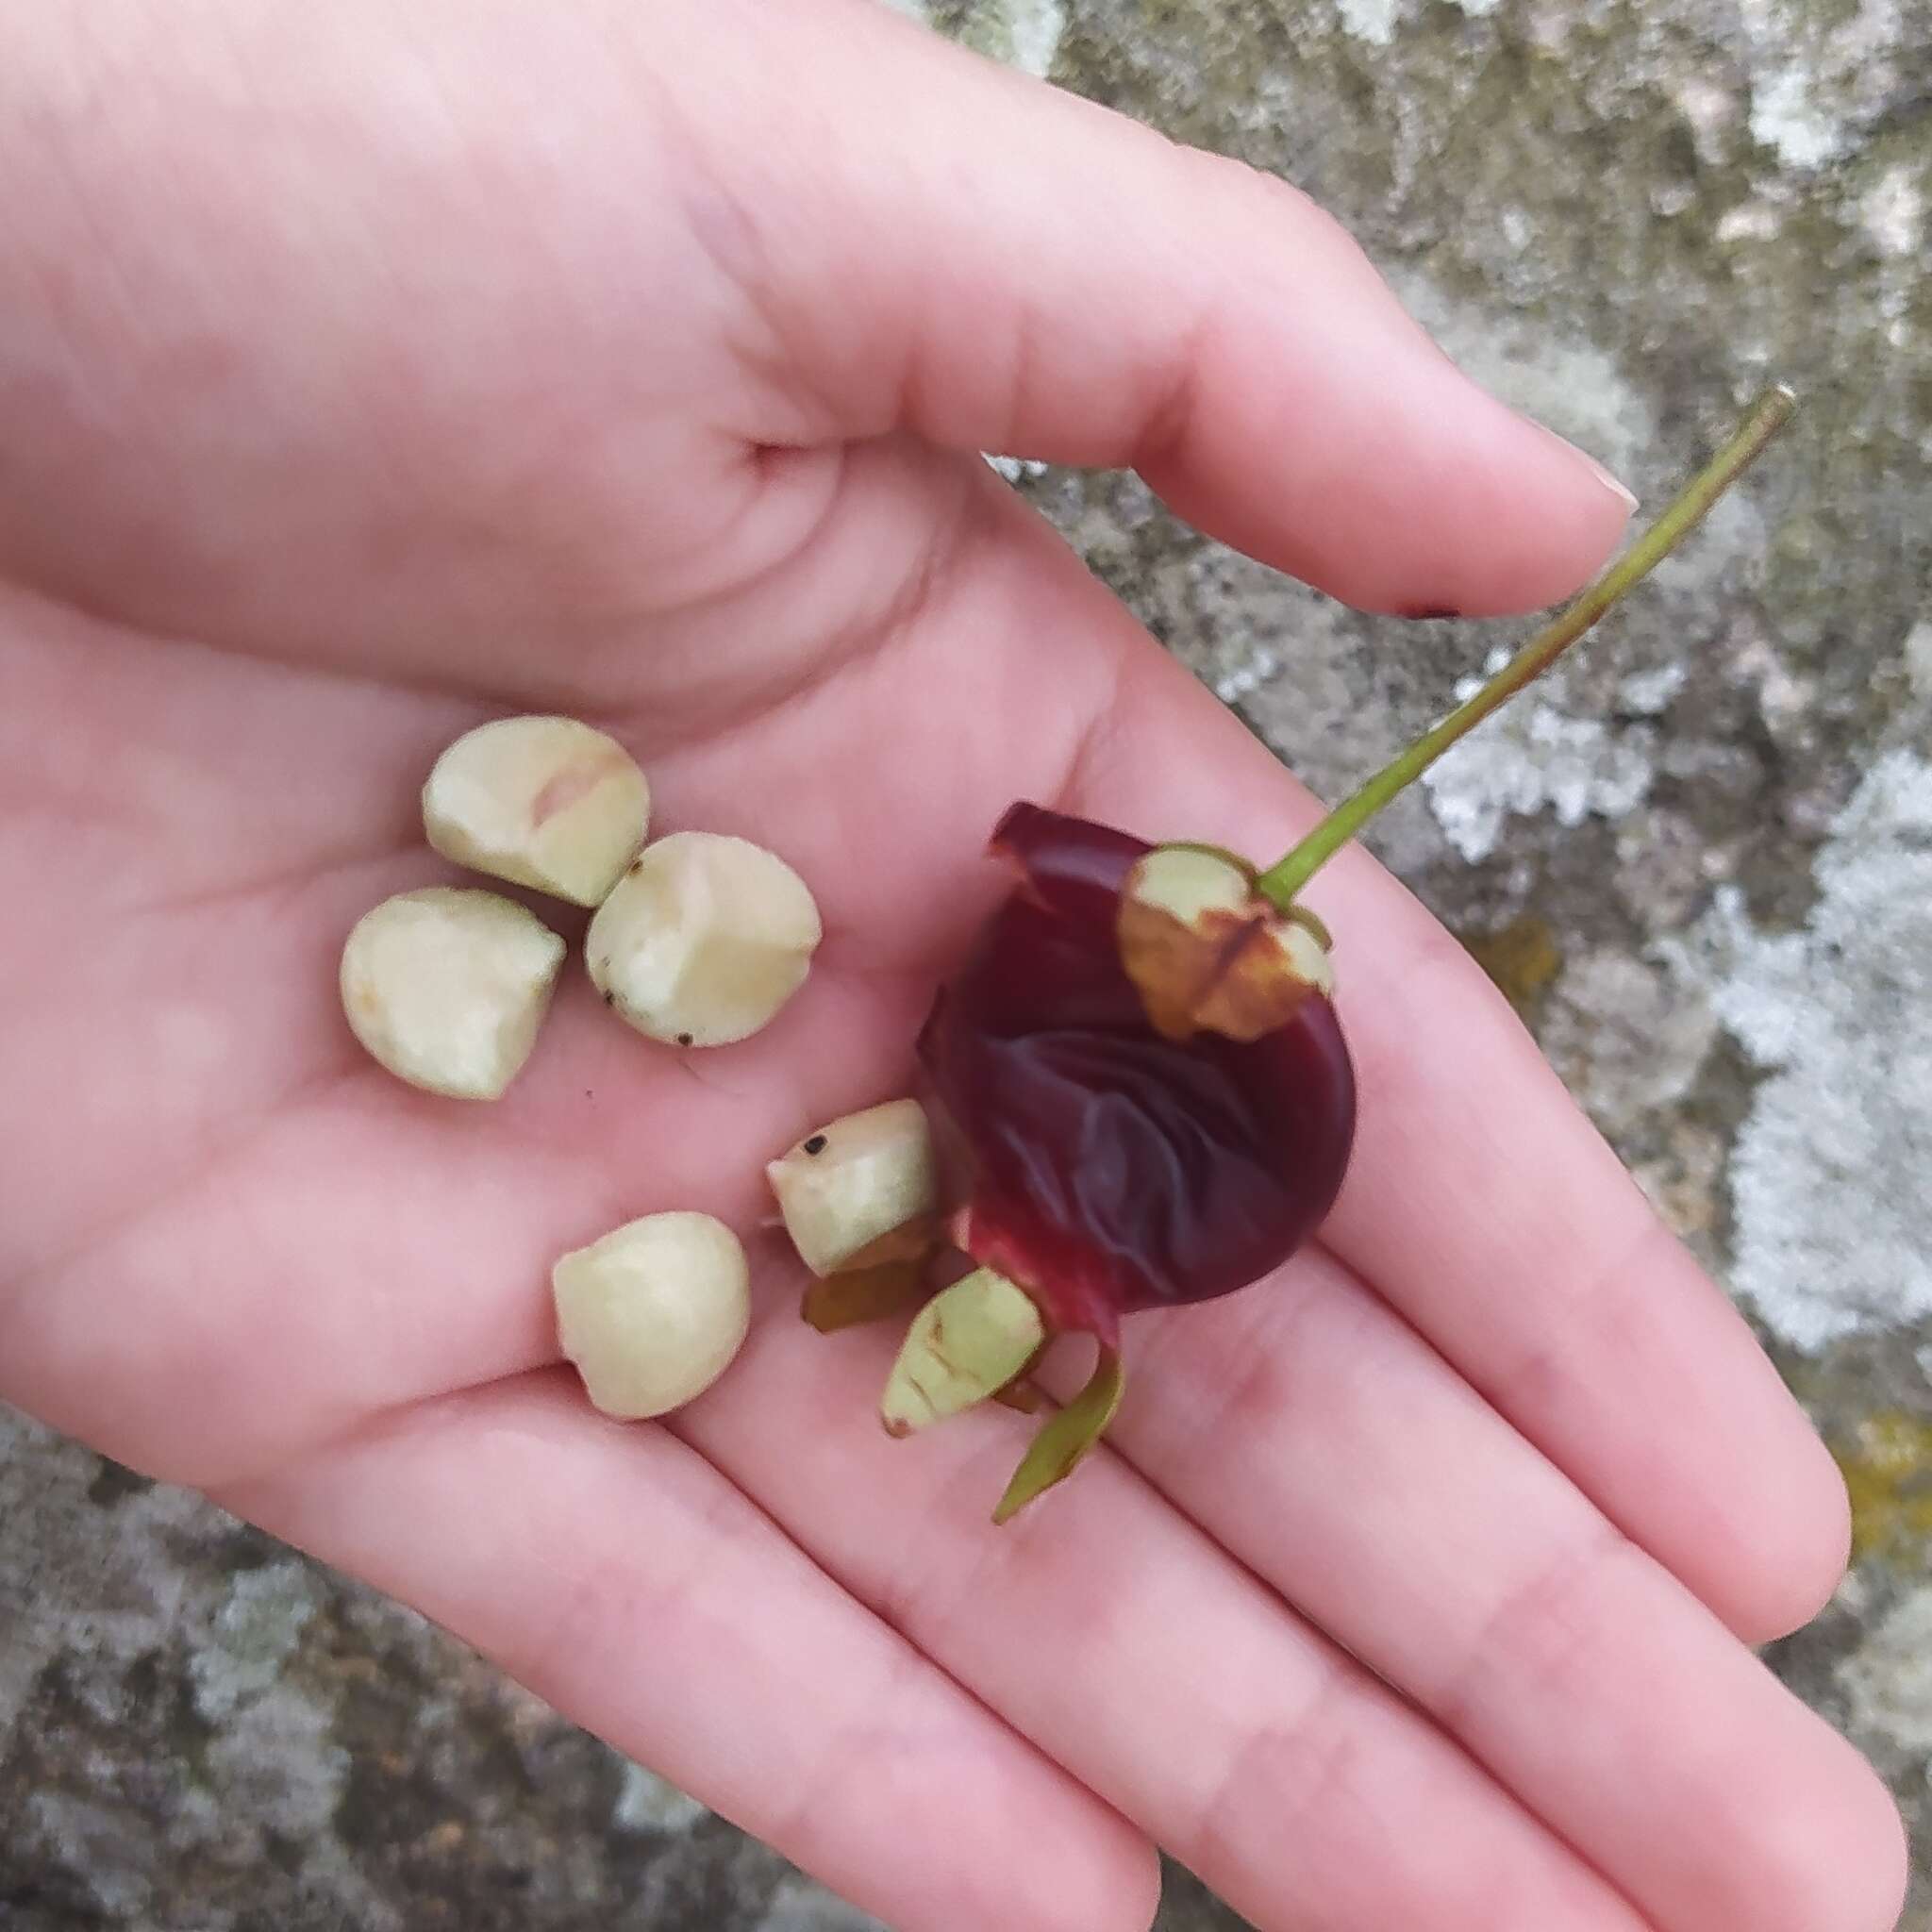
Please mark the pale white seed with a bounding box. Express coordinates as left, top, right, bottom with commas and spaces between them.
766, 1098, 937, 1274
424, 715, 650, 908
340, 887, 564, 1099
587, 832, 822, 1047
553, 1211, 751, 1419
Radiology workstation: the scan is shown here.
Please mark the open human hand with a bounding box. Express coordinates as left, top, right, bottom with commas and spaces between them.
0, 4, 1904, 1927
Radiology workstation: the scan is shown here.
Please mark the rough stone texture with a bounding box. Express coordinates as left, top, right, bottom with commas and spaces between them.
5, 0, 1930, 1926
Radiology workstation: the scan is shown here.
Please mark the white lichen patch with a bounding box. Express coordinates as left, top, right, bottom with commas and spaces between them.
205, 1679, 353, 1837
1679, 753, 1932, 1349
938, 0, 1066, 77
189, 1560, 321, 1721
1906, 620, 1932, 700
1618, 661, 1689, 717
1749, 66, 1846, 170
1422, 654, 1656, 862
1003, 0, 1066, 75
1860, 165, 1924, 259
1672, 76, 1739, 166
1213, 645, 1281, 706
613, 1759, 708, 1835
1738, 0, 1910, 176
1335, 0, 1405, 45
985, 453, 1048, 483
1717, 200, 1785, 244
1838, 1586, 1932, 1757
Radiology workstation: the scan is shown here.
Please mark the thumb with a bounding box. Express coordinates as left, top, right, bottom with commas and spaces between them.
678, 0, 1636, 618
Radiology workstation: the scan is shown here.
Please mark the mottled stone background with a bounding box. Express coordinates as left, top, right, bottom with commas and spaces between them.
5, 0, 1928, 1925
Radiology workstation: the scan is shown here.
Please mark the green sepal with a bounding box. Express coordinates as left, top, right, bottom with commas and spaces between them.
992, 1346, 1125, 1525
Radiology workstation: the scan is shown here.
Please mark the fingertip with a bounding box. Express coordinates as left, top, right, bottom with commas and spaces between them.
1325, 359, 1641, 620
1033, 1828, 1162, 1932
1649, 1257, 1856, 1645
1140, 291, 1641, 621
1754, 1723, 1907, 1932
1124, 1839, 1167, 1932
1840, 1765, 1911, 1932
1425, 395, 1641, 618
1730, 1419, 1853, 1644
1529, 416, 1641, 517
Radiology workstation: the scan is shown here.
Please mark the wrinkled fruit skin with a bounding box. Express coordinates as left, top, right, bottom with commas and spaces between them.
917, 804, 1357, 1347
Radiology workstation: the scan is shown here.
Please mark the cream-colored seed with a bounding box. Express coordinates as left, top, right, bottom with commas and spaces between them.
424, 715, 650, 908
552, 1212, 751, 1419
340, 887, 565, 1099
587, 832, 822, 1047
766, 1099, 937, 1274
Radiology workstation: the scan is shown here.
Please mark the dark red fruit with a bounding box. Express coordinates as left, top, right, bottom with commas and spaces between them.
916, 803, 1357, 1352
837, 391, 1791, 1520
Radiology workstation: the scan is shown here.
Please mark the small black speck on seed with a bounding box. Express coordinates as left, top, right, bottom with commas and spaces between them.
803, 1133, 828, 1156
676, 1032, 694, 1047
602, 989, 615, 1006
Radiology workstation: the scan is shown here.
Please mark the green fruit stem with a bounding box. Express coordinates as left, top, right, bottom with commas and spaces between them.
1254, 386, 1796, 912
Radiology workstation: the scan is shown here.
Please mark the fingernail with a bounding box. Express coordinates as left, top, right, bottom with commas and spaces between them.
1540, 423, 1639, 514
1582, 452, 1640, 515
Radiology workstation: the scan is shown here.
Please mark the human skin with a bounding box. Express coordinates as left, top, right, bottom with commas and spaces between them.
0, 4, 1906, 1929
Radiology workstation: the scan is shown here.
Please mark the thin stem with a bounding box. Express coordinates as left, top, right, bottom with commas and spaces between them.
1254, 386, 1796, 911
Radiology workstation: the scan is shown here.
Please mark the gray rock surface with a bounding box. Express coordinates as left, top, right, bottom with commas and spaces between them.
5, 0, 1929, 1925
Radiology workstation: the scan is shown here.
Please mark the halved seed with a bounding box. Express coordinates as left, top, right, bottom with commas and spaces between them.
587, 831, 822, 1047
340, 887, 564, 1099
766, 1098, 937, 1274
553, 1211, 751, 1419
424, 715, 650, 908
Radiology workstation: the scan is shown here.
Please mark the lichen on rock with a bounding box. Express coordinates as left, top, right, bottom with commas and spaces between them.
1679, 753, 1932, 1352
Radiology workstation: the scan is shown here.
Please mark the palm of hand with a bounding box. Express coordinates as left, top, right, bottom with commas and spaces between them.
0, 10, 1901, 1931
